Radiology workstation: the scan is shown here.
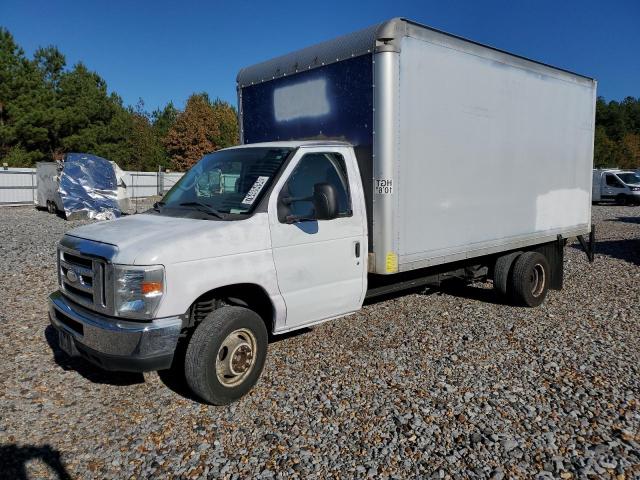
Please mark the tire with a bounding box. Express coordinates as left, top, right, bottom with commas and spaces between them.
47, 201, 54, 214
493, 251, 521, 297
185, 306, 268, 405
510, 251, 550, 307
616, 194, 628, 205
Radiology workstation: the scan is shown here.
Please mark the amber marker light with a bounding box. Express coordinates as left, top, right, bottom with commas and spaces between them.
141, 281, 163, 296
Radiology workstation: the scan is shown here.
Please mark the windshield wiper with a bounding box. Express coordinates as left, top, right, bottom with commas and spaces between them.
178, 201, 226, 219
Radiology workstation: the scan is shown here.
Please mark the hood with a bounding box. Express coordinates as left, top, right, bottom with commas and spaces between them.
66, 213, 271, 265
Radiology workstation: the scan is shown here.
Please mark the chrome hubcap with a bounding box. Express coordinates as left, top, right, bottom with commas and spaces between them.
530, 263, 546, 297
216, 328, 257, 387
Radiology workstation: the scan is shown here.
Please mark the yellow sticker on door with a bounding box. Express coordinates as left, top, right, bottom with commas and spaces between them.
385, 252, 398, 273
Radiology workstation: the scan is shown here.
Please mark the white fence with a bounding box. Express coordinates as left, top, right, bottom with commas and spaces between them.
0, 168, 37, 205
0, 168, 184, 206
124, 172, 184, 199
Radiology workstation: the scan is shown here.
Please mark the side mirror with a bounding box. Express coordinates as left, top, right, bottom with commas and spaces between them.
278, 182, 339, 223
312, 182, 338, 220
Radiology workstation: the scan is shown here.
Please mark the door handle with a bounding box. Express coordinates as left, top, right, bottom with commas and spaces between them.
354, 241, 361, 258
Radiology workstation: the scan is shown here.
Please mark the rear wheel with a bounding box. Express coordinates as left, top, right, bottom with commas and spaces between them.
185, 306, 268, 405
493, 251, 521, 298
510, 251, 550, 307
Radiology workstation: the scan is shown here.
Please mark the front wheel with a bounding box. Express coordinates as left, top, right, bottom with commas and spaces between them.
510, 251, 550, 307
185, 306, 268, 405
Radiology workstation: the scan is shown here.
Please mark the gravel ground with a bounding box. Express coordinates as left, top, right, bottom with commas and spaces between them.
0, 204, 639, 479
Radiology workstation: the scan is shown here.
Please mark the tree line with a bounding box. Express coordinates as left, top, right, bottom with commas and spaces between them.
1, 27, 639, 171
0, 28, 238, 172
595, 97, 640, 169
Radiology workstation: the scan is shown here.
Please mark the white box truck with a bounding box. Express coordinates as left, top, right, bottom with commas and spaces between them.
592, 168, 640, 204
49, 18, 597, 404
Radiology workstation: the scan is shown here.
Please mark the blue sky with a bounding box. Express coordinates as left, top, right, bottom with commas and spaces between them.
2, 0, 638, 112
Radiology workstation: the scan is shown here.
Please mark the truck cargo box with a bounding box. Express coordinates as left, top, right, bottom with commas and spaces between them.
237, 18, 596, 275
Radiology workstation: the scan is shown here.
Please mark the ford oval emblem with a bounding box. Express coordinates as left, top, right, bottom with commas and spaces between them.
66, 270, 78, 283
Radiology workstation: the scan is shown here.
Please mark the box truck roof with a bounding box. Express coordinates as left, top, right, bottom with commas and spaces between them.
237, 17, 594, 89
220, 140, 352, 150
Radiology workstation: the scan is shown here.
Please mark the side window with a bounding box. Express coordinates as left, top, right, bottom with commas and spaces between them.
280, 152, 351, 221
605, 174, 622, 188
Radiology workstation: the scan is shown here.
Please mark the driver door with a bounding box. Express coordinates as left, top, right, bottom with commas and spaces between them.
268, 147, 367, 329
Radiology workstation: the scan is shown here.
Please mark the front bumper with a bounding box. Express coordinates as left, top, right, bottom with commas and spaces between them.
48, 291, 182, 372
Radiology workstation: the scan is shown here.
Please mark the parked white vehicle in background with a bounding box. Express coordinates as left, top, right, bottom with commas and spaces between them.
48, 18, 597, 404
36, 162, 64, 214
592, 168, 640, 205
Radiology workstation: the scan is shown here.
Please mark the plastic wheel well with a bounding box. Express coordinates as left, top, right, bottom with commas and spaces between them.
187, 284, 274, 334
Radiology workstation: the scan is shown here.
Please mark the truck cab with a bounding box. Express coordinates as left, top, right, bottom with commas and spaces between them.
50, 141, 367, 404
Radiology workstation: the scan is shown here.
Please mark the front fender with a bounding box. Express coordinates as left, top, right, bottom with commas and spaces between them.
156, 248, 285, 328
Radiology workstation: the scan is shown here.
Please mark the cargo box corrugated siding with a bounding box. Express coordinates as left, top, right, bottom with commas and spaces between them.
237, 18, 596, 275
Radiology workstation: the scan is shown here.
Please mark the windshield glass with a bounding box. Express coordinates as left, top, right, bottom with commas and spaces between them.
161, 147, 292, 217
618, 173, 640, 185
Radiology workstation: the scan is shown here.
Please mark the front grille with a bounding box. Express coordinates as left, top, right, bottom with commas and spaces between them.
59, 247, 111, 314
62, 252, 93, 269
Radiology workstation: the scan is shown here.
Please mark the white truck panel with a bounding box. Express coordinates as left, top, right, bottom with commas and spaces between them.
394, 36, 595, 270
36, 162, 62, 209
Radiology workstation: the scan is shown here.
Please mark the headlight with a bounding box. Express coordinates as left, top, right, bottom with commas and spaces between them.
113, 265, 164, 319
631, 187, 640, 191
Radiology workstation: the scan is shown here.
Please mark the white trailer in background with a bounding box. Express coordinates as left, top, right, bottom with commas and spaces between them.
36, 162, 63, 213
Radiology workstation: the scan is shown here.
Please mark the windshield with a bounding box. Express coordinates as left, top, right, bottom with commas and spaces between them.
160, 147, 292, 217
617, 172, 640, 185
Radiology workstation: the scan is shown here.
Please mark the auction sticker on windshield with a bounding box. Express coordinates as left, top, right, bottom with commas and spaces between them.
241, 176, 270, 205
